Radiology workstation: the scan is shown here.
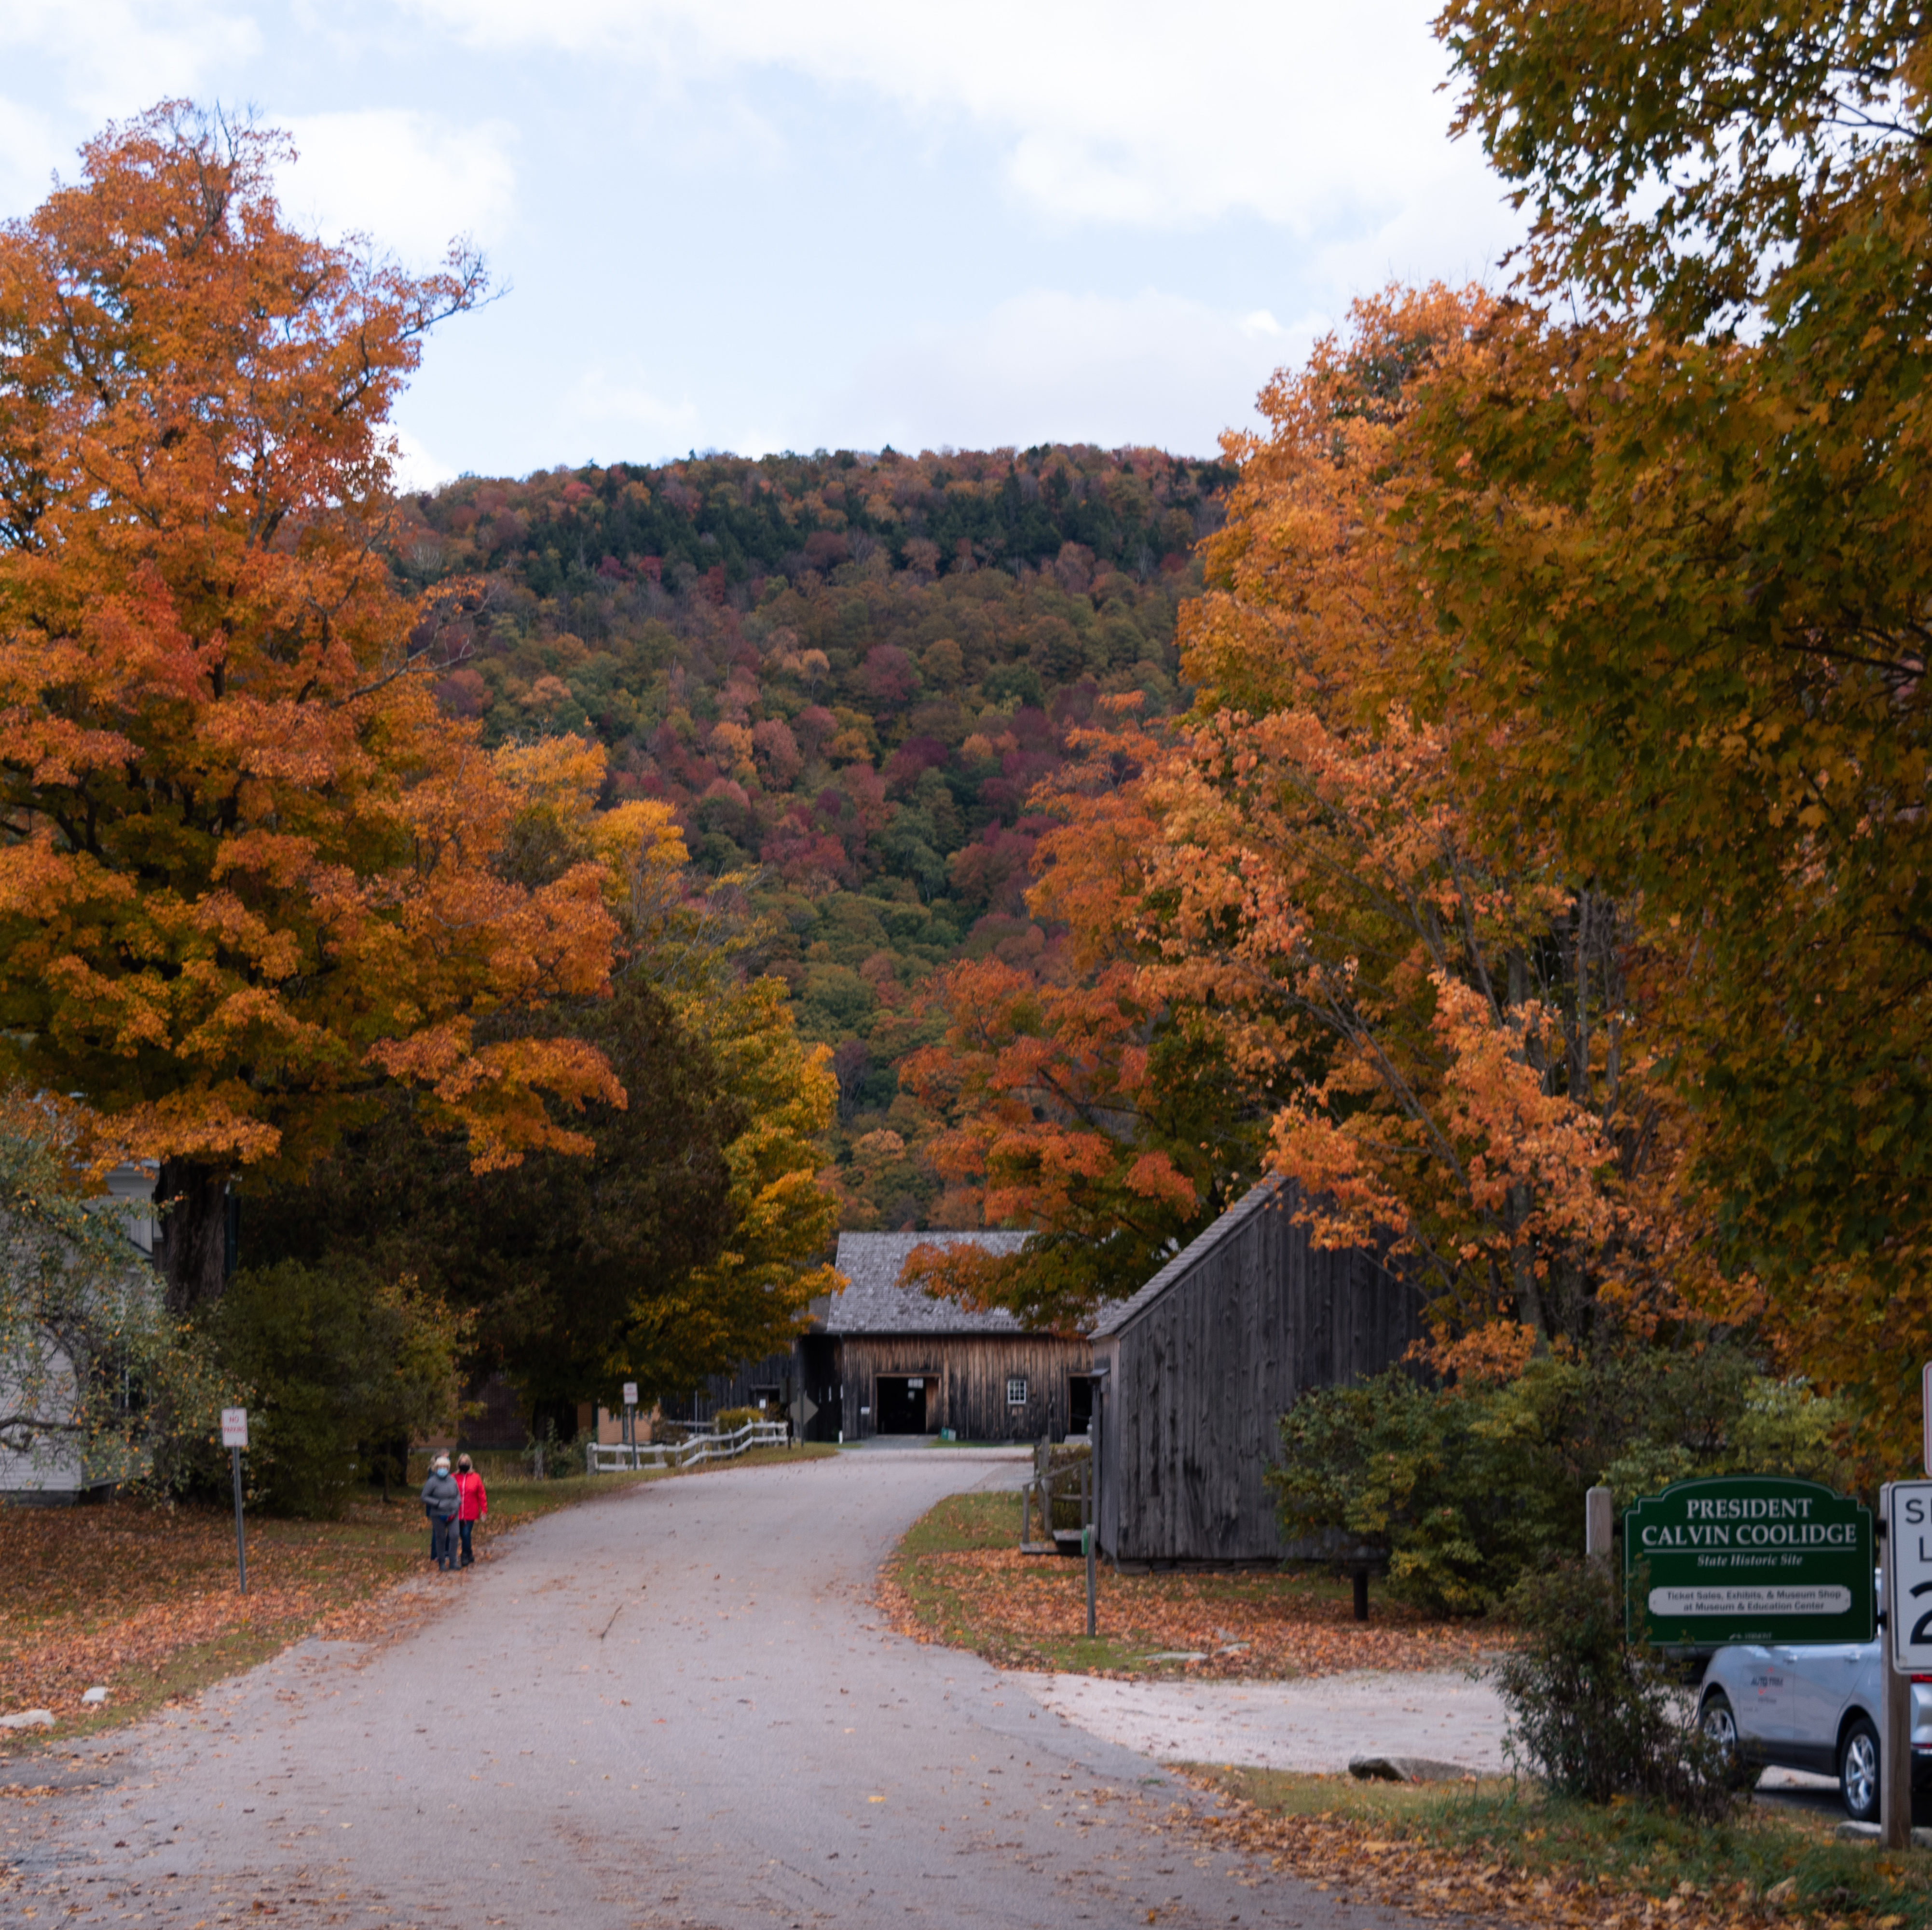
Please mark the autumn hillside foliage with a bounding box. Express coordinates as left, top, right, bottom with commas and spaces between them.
395, 444, 1228, 1230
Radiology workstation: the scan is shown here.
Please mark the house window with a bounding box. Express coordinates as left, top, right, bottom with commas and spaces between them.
1006, 1375, 1028, 1406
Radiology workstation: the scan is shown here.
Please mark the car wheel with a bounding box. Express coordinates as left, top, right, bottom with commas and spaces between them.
1840, 1715, 1881, 1824
1700, 1690, 1740, 1760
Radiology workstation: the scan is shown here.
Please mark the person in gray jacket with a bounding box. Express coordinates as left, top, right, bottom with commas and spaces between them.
420, 1455, 460, 1572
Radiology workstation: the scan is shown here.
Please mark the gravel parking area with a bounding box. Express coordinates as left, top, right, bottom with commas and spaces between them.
1011, 1667, 1510, 1774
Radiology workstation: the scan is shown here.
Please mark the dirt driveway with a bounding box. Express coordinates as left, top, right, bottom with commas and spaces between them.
1, 1449, 1447, 1929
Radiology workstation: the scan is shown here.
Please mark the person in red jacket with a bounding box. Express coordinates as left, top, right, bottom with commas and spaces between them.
453, 1454, 488, 1568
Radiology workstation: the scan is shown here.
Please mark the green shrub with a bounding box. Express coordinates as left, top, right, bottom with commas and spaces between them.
1272, 1346, 1844, 1613
1496, 1558, 1744, 1820
211, 1261, 465, 1517
524, 1417, 584, 1478
712, 1405, 777, 1432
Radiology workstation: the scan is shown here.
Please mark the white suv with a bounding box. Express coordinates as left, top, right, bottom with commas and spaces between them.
1699, 1640, 1931, 1821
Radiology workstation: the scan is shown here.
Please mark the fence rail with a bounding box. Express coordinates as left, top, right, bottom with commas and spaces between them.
587, 1419, 790, 1474
1020, 1435, 1091, 1555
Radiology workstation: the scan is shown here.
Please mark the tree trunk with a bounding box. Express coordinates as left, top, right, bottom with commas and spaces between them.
153, 1158, 229, 1317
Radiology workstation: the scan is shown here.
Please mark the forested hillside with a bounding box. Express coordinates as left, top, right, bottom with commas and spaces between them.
397, 445, 1231, 1227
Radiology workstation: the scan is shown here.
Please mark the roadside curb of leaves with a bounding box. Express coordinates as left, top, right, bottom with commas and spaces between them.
1180, 1777, 1918, 1930
877, 1541, 1508, 1681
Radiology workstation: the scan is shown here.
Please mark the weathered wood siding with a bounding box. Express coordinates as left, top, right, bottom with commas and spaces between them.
660, 1351, 797, 1425
836, 1334, 1091, 1441
1096, 1187, 1421, 1565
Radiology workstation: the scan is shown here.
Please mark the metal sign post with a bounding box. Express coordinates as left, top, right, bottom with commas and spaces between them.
220, 1408, 248, 1596
622, 1381, 638, 1467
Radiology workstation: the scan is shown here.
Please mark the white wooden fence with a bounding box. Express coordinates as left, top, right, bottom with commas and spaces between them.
586, 1418, 790, 1473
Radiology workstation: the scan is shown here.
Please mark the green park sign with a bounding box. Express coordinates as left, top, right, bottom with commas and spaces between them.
1624, 1476, 1874, 1647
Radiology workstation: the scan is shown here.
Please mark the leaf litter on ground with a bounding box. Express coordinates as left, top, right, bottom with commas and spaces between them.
877, 1492, 1504, 1679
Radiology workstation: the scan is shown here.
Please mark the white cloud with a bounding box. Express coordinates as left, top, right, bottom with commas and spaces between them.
280, 111, 518, 262
0, 1, 258, 121
818, 288, 1322, 456
406, 0, 1500, 247
566, 365, 705, 457
387, 427, 457, 494
0, 96, 64, 219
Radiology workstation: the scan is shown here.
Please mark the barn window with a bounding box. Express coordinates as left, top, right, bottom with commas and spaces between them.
1006, 1375, 1028, 1406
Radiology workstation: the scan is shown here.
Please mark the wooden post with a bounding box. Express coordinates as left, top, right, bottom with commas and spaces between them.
1881, 1494, 1913, 1849
1352, 1568, 1369, 1621
230, 1443, 247, 1597
1586, 1486, 1614, 1569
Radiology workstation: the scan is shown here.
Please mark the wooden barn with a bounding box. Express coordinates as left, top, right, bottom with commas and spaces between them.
654, 1351, 799, 1430
1092, 1176, 1423, 1568
796, 1231, 1093, 1443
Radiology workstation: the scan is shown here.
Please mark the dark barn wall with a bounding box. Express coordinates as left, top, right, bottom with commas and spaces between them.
659, 1350, 797, 1426
1097, 1189, 1422, 1565
796, 1334, 843, 1443
836, 1334, 1091, 1441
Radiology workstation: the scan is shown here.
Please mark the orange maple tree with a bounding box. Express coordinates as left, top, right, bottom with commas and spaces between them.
906, 288, 1726, 1356
1139, 285, 1720, 1351
0, 107, 623, 1310
1410, 1, 1932, 1455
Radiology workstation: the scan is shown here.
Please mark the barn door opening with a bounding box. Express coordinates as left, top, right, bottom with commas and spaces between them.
1067, 1374, 1095, 1437
875, 1375, 928, 1434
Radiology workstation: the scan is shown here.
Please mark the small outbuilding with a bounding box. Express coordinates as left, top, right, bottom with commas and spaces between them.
1092, 1175, 1423, 1568
796, 1230, 1092, 1443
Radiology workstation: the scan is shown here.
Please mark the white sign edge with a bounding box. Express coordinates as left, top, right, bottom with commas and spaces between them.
1887, 1479, 1932, 1671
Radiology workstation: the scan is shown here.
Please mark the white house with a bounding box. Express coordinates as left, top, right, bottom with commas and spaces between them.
0, 1161, 158, 1504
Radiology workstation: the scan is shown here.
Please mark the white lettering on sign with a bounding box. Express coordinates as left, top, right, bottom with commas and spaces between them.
220, 1408, 248, 1449
1649, 1585, 1852, 1618
1683, 1496, 1817, 1520
1639, 1520, 1854, 1549
1887, 1481, 1932, 1669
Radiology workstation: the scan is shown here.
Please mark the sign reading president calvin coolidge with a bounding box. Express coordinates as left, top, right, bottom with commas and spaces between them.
1624, 1476, 1874, 1646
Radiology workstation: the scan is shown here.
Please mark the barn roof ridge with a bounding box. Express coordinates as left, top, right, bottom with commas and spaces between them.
823, 1228, 1034, 1336
1088, 1174, 1291, 1339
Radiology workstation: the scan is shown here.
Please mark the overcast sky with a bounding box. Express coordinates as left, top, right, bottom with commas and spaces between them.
0, 1, 1521, 483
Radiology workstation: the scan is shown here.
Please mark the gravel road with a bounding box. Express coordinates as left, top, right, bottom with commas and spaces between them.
1, 1449, 1442, 1930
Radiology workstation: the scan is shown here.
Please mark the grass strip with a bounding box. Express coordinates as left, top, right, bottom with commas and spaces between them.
1183, 1765, 1930, 1930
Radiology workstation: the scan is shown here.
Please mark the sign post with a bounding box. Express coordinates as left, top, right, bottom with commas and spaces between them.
1624, 1476, 1874, 1648
622, 1381, 638, 1468
220, 1408, 248, 1596
1883, 1481, 1932, 1848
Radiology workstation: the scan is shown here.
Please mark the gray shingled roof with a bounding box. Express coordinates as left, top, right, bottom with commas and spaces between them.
1088, 1175, 1287, 1338
825, 1230, 1031, 1335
